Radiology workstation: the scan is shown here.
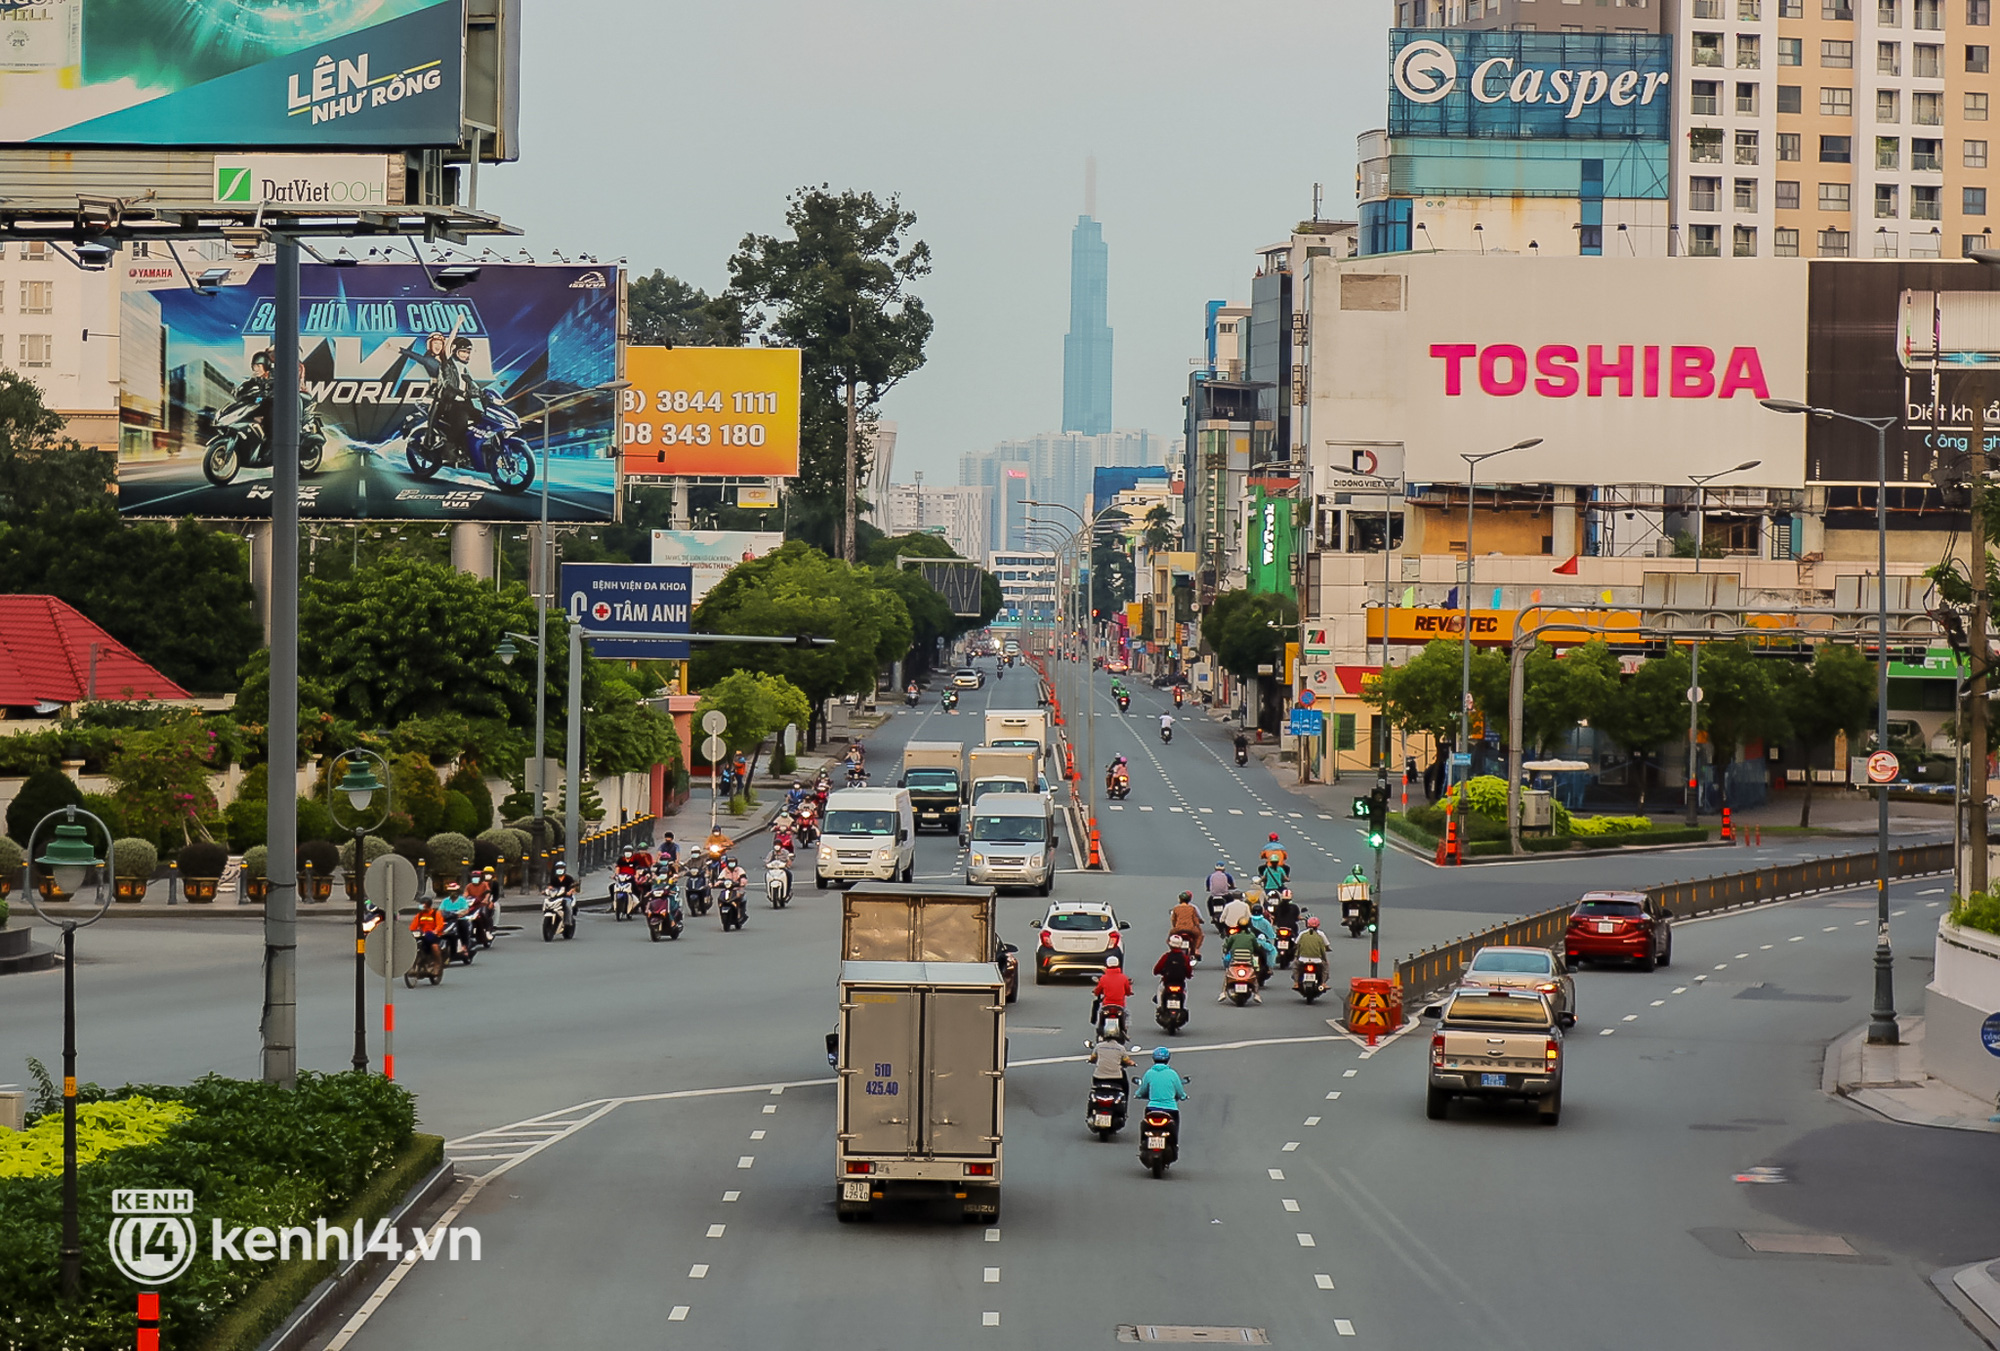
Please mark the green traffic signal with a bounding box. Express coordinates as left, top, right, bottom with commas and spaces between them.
1367, 829, 1384, 849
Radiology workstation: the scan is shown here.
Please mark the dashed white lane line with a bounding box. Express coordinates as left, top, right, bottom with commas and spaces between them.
1269, 1169, 1286, 1180
669, 1306, 690, 1322
1139, 806, 1155, 812
1789, 935, 1804, 942
1325, 1091, 1342, 1100
1297, 1233, 1317, 1247
723, 1191, 740, 1202
1171, 806, 1186, 813
1855, 919, 1868, 925
689, 1264, 709, 1278
1893, 909, 1907, 917
1259, 811, 1275, 817
706, 1224, 726, 1238
737, 1156, 755, 1169
1650, 1000, 1665, 1006
986, 1228, 1001, 1242
1108, 805, 1124, 811
1622, 1014, 1638, 1022
1673, 986, 1688, 994
1315, 1274, 1336, 1290
1199, 807, 1215, 814
1736, 953, 1751, 959
1305, 1116, 1322, 1126
1335, 1319, 1356, 1337
1824, 926, 1839, 932
1282, 1141, 1300, 1152
1920, 887, 1945, 895
1927, 901, 1942, 908
1283, 1199, 1301, 1212
1343, 1069, 1358, 1078
1758, 945, 1773, 951
750, 1130, 766, 1140
1694, 975, 1708, 982
762, 1104, 777, 1114
984, 1268, 1000, 1283
1229, 809, 1244, 815
1599, 1028, 1616, 1036
1714, 964, 1729, 970
983, 1312, 1001, 1327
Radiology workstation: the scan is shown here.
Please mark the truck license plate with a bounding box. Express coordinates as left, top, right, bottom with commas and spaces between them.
843, 1181, 870, 1201
1480, 1073, 1508, 1088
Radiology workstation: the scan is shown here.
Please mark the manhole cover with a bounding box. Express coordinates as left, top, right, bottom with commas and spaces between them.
1741, 1232, 1857, 1256
1116, 1328, 1270, 1344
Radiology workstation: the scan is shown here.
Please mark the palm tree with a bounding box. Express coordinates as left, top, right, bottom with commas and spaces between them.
1142, 504, 1177, 554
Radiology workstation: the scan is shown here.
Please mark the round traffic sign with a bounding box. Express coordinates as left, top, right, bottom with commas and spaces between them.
366, 853, 418, 910
702, 710, 728, 736
703, 733, 728, 761
1297, 688, 1317, 708
1687, 686, 1704, 703
1983, 1011, 2000, 1058
364, 915, 418, 978
1866, 750, 1900, 784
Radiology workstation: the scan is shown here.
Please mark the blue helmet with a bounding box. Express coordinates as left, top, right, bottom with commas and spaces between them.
1153, 1047, 1172, 1063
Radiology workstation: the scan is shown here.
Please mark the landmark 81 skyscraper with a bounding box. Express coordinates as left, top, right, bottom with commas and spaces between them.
1062, 162, 1113, 436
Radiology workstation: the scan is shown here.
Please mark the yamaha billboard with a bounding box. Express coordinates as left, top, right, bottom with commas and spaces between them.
1388, 30, 1672, 140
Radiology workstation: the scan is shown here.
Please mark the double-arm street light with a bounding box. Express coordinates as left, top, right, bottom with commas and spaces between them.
326, 749, 391, 1071
1682, 460, 1764, 828
496, 629, 551, 882
1762, 397, 1900, 1045
1027, 503, 1131, 830
1457, 439, 1542, 807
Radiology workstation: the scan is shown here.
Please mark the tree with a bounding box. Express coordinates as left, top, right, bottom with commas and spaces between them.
585, 666, 681, 778
726, 187, 933, 561
1199, 588, 1299, 681
626, 271, 742, 348
1090, 537, 1133, 616
105, 717, 225, 850
1597, 650, 1692, 804
1364, 638, 1508, 741
1697, 640, 1790, 802
1141, 504, 1178, 555
1521, 640, 1620, 754
870, 564, 954, 677
0, 510, 259, 693
1776, 644, 1874, 826
0, 369, 113, 522
689, 541, 910, 745
694, 670, 807, 788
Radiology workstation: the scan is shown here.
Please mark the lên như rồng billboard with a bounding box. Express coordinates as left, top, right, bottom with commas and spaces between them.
116, 262, 620, 522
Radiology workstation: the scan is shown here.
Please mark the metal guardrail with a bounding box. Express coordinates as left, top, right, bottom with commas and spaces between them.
576, 814, 661, 875
1396, 843, 1954, 999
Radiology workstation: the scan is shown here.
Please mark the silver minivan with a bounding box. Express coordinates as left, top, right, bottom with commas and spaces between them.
964, 792, 1058, 896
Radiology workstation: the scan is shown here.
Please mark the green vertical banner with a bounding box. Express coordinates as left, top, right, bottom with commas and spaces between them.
1247, 487, 1296, 598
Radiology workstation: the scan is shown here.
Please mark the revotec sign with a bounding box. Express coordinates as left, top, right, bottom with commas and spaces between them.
1388, 30, 1673, 141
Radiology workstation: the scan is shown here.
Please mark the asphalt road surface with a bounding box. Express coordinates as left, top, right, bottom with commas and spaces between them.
3, 660, 1990, 1349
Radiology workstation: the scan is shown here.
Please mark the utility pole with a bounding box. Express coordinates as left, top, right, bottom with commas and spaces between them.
1971, 394, 1991, 895
262, 236, 301, 1089
843, 379, 859, 562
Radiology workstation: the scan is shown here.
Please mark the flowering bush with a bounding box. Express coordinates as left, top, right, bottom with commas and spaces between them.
105, 719, 223, 850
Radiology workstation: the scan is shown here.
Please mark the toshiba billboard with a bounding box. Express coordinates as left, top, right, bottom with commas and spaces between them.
1307, 256, 1809, 488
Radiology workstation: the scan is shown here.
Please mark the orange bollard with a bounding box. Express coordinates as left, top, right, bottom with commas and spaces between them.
1443, 815, 1460, 866
1089, 824, 1102, 868
1720, 805, 1733, 842
138, 1293, 159, 1351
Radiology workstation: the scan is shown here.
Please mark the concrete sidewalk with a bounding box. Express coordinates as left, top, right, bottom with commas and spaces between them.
1823, 1018, 2000, 1350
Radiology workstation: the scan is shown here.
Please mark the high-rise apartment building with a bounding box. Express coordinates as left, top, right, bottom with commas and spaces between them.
869, 480, 993, 561
1062, 213, 1114, 435
957, 429, 1173, 551
1673, 0, 1995, 256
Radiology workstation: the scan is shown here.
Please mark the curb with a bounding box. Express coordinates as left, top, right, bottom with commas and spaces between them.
1933, 1261, 2000, 1351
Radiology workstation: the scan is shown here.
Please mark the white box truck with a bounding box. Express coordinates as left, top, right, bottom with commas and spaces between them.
834, 960, 1007, 1223
966, 745, 1042, 809
984, 710, 1048, 759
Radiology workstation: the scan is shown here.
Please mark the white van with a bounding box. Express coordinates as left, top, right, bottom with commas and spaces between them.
964, 791, 1059, 896
815, 787, 917, 888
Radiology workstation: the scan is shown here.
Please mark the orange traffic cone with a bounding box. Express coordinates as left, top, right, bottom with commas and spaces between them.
1721, 806, 1733, 842
1443, 816, 1460, 866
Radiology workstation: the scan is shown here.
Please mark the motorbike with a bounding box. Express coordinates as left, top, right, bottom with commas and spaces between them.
1094, 1001, 1128, 1043
610, 873, 638, 921
644, 883, 684, 942
541, 886, 577, 942
406, 933, 448, 987
1274, 924, 1297, 969
401, 386, 534, 493
685, 865, 714, 917
1339, 886, 1376, 939
444, 912, 478, 965
1116, 693, 1130, 712
1139, 1098, 1185, 1179
1234, 742, 1249, 766
202, 390, 327, 486
1107, 772, 1130, 801
905, 686, 920, 706
1295, 956, 1327, 1003
1159, 724, 1173, 745
1156, 979, 1189, 1034
794, 803, 821, 846
846, 765, 869, 787
1087, 1079, 1129, 1141
766, 857, 793, 908
942, 690, 959, 711
1206, 889, 1241, 937
1173, 687, 1185, 707
717, 874, 749, 931
1224, 958, 1258, 1006
468, 900, 496, 949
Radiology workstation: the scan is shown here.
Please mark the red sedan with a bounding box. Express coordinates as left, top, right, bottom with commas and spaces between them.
1564, 890, 1673, 971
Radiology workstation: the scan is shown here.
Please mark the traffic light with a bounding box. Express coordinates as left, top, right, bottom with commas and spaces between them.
1365, 784, 1388, 850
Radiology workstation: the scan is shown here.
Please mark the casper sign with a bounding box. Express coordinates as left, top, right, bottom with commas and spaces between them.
1307, 256, 1809, 488
1389, 30, 1672, 140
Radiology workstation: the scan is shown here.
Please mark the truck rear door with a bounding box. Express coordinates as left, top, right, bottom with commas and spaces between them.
922, 988, 1002, 1158
841, 987, 921, 1156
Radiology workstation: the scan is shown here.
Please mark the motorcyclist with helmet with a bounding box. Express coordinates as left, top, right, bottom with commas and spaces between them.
1205, 861, 1235, 898
547, 862, 581, 930
1136, 1047, 1188, 1129
1153, 934, 1194, 986
1293, 916, 1331, 990
1270, 886, 1302, 938
1106, 754, 1130, 796
1168, 891, 1206, 959
409, 894, 448, 962
1259, 832, 1289, 881
1218, 923, 1263, 1003
1246, 899, 1280, 983
1092, 953, 1135, 1028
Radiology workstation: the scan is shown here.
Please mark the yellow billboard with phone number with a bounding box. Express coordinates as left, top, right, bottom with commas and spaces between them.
621, 346, 801, 478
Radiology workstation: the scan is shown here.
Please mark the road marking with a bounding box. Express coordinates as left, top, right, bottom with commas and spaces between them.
1673, 986, 1688, 994
1297, 1233, 1317, 1247
1170, 806, 1186, 813
1855, 919, 1867, 925
1714, 964, 1729, 970
986, 1228, 1001, 1242
1893, 909, 1906, 917
1824, 926, 1839, 932
982, 1311, 1000, 1327
706, 1224, 726, 1238
1600, 1028, 1615, 1036
750, 1130, 766, 1140
1622, 1014, 1638, 1022
1789, 935, 1804, 942
1289, 812, 1304, 818
1269, 1168, 1286, 1180
1325, 1091, 1341, 1100
1315, 1274, 1336, 1289
689, 1264, 708, 1278
1200, 807, 1215, 814
1283, 1141, 1300, 1152
669, 1307, 690, 1322
1109, 805, 1124, 811
1259, 811, 1274, 817
1928, 901, 1942, 908
1319, 814, 1334, 820
1737, 953, 1751, 959
1343, 1069, 1358, 1078
1305, 1116, 1322, 1126
1651, 1000, 1665, 1006
737, 1156, 754, 1169
1335, 1319, 1356, 1337
1759, 945, 1773, 951
984, 1268, 1000, 1283
723, 1191, 740, 1202
763, 1104, 777, 1114
1694, 975, 1708, 982
1140, 806, 1155, 812
1284, 1199, 1301, 1212
1920, 888, 1945, 895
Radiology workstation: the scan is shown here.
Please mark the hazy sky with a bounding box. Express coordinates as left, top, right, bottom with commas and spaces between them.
480, 2, 1388, 484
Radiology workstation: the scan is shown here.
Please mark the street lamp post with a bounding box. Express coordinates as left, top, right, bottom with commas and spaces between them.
1762, 398, 1899, 1044
23, 805, 113, 1298
497, 629, 549, 883
327, 750, 390, 1072
1457, 439, 1542, 821
1682, 460, 1764, 827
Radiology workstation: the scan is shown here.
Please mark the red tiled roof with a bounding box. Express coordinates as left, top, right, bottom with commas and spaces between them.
0, 596, 188, 707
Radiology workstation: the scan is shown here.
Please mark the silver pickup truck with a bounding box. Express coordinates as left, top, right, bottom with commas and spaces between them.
1421, 987, 1564, 1126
